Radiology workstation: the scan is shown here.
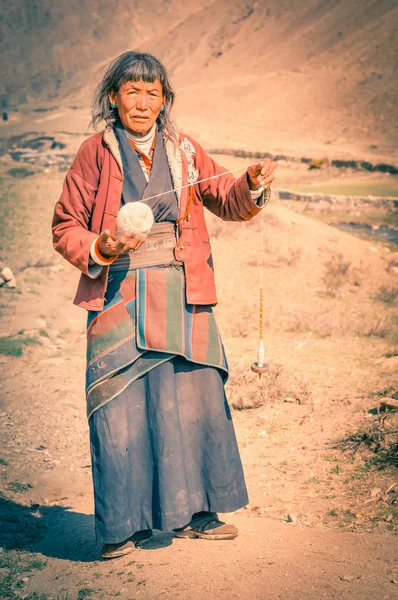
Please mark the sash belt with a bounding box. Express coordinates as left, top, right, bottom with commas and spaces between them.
109, 222, 181, 272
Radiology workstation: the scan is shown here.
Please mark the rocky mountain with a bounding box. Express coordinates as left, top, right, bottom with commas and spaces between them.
143, 0, 398, 157
1, 0, 397, 159
0, 0, 210, 105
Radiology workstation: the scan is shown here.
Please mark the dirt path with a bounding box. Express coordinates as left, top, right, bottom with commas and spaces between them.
1, 169, 397, 599
1, 347, 397, 600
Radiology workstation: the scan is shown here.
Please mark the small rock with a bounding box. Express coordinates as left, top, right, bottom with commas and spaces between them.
50, 264, 65, 273
47, 328, 60, 341
380, 398, 398, 411
386, 514, 393, 522
36, 318, 47, 329
67, 317, 85, 333
287, 513, 297, 523
350, 368, 368, 377
341, 575, 354, 582
370, 487, 382, 499
1, 267, 14, 281
5, 277, 16, 288
38, 336, 53, 349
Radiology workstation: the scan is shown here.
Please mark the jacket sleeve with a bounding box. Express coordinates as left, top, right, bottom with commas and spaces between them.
192, 138, 264, 222
52, 138, 103, 277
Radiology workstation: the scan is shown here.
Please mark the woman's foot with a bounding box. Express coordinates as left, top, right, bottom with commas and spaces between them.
174, 511, 238, 540
101, 538, 136, 559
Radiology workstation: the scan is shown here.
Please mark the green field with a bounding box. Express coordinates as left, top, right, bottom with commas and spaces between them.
291, 182, 398, 198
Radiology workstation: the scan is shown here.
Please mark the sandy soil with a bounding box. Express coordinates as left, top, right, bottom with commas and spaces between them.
1, 2, 397, 596
0, 154, 397, 598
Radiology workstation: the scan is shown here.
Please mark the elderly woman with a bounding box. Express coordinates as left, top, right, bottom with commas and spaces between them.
52, 51, 275, 559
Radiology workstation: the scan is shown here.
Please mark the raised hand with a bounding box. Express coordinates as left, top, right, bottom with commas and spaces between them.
247, 158, 276, 191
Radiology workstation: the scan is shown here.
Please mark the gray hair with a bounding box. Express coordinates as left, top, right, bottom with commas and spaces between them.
91, 51, 177, 144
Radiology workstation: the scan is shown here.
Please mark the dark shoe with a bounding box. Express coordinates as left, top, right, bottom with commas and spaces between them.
174, 512, 238, 540
101, 538, 135, 559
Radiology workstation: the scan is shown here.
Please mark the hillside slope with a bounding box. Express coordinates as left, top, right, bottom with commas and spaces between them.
0, 0, 210, 104
0, 0, 397, 160
142, 0, 398, 157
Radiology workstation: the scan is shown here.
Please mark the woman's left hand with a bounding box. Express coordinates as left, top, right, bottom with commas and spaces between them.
247, 158, 276, 191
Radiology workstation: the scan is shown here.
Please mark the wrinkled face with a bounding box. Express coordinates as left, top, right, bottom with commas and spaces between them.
109, 79, 165, 137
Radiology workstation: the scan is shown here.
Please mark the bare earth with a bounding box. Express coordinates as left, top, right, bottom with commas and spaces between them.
0, 157, 397, 599
1, 0, 398, 596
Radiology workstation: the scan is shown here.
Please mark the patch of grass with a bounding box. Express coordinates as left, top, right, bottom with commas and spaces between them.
335, 414, 398, 470
358, 317, 390, 338
308, 158, 327, 170
305, 476, 322, 485
375, 506, 398, 531
277, 247, 301, 266
229, 362, 310, 410
19, 258, 55, 272
386, 258, 398, 273
77, 589, 95, 600
337, 509, 357, 529
0, 550, 48, 600
372, 385, 398, 399
375, 286, 398, 304
292, 183, 398, 198
284, 307, 390, 338
25, 558, 47, 571
7, 482, 33, 493
0, 335, 40, 357
322, 253, 351, 296
0, 458, 8, 466
324, 454, 339, 462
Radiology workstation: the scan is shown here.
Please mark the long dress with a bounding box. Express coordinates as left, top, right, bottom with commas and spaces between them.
87, 124, 249, 544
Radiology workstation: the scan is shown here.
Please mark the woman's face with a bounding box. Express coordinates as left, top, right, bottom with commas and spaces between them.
109, 79, 165, 137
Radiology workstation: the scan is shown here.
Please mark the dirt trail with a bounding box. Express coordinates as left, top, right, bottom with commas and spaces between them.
1, 169, 397, 599
1, 343, 397, 600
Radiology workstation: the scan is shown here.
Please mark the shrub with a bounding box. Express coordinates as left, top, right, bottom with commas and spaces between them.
322, 253, 351, 296
309, 158, 327, 170
0, 335, 40, 357
228, 362, 310, 409
375, 286, 398, 304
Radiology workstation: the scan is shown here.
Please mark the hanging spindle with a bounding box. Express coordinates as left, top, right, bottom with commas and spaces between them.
251, 201, 270, 378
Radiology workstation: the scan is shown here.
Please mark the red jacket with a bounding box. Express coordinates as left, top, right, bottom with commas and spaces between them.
52, 128, 263, 311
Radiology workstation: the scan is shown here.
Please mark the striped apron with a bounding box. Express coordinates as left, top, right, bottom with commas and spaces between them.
86, 222, 228, 419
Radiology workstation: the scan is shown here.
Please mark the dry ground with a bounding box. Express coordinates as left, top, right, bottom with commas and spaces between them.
0, 161, 397, 599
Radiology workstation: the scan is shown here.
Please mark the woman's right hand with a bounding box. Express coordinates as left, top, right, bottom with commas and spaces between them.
98, 229, 147, 258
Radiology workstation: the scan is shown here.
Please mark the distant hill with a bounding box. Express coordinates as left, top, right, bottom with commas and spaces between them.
142, 0, 398, 158
0, 0, 210, 105
1, 0, 397, 159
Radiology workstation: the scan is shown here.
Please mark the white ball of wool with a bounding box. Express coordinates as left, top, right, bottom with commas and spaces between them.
116, 202, 154, 235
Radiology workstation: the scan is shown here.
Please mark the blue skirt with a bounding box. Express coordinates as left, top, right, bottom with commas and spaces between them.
89, 356, 248, 544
